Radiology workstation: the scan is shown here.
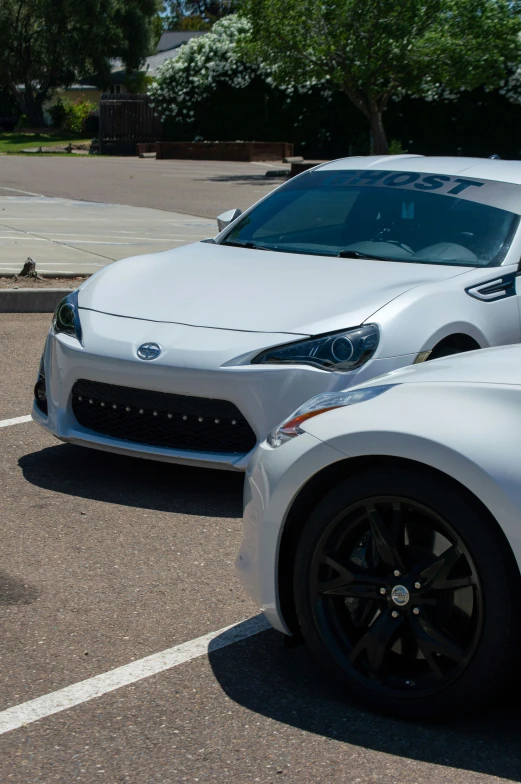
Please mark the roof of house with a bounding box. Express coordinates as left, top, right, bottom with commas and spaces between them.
143, 49, 183, 77
109, 46, 185, 81
80, 31, 208, 87
155, 31, 207, 53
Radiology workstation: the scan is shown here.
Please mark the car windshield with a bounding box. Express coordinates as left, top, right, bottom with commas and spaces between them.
220, 169, 520, 267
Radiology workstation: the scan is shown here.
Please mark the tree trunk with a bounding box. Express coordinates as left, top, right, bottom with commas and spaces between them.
22, 89, 47, 127
5, 69, 47, 127
368, 108, 388, 155
342, 85, 390, 156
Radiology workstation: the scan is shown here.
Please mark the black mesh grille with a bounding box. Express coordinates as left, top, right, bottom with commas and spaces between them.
71, 379, 257, 454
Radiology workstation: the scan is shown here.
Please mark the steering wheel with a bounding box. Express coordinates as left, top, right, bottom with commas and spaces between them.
381, 239, 413, 252
371, 238, 413, 253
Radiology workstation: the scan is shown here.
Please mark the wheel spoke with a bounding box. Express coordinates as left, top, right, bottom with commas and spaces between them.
324, 583, 382, 600
417, 640, 444, 679
351, 599, 379, 628
318, 555, 385, 599
349, 610, 404, 679
365, 501, 405, 571
412, 615, 466, 669
419, 545, 475, 591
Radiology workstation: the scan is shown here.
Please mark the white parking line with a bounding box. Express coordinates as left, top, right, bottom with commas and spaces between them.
0, 415, 32, 428
0, 186, 44, 197
0, 615, 269, 735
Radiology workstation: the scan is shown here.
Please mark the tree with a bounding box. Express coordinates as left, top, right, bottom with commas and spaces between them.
149, 14, 352, 148
239, 0, 521, 153
161, 0, 236, 30
0, 0, 160, 127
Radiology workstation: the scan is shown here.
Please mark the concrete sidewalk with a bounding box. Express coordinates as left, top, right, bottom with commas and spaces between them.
0, 195, 215, 275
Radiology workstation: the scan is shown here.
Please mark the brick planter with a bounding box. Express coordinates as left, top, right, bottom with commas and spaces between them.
155, 141, 293, 162
289, 160, 329, 177
137, 143, 157, 155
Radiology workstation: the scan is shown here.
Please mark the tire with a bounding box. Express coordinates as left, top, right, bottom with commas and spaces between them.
429, 345, 470, 360
293, 466, 521, 719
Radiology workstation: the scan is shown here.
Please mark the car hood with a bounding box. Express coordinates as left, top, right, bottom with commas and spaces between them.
358, 344, 521, 387
78, 242, 469, 335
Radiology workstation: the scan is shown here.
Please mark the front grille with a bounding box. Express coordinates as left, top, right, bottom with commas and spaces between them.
71, 379, 257, 454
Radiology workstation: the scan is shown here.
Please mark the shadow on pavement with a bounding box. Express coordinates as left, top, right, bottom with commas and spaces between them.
0, 572, 39, 605
19, 442, 244, 518
197, 174, 288, 185
209, 624, 521, 781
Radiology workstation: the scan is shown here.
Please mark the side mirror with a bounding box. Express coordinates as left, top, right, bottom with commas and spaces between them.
217, 208, 242, 233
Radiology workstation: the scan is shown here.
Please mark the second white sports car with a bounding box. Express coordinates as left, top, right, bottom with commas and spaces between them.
238, 345, 521, 718
33, 154, 521, 469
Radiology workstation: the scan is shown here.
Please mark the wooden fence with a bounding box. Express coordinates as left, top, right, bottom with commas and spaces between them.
99, 94, 163, 155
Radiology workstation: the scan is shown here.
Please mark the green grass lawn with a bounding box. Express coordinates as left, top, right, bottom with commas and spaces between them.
0, 132, 92, 154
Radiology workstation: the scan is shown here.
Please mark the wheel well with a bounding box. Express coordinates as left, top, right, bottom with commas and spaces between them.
278, 455, 519, 637
430, 333, 481, 356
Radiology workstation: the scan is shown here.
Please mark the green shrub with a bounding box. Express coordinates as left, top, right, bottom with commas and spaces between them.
48, 99, 67, 128
388, 139, 408, 154
49, 98, 96, 134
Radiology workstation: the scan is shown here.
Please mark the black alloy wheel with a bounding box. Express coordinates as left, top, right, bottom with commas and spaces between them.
293, 466, 521, 719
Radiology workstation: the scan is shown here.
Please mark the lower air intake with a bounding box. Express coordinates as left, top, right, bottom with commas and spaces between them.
71, 379, 257, 454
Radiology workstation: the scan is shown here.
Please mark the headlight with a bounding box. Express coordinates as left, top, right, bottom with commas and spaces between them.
252, 324, 379, 372
52, 291, 82, 343
267, 384, 396, 447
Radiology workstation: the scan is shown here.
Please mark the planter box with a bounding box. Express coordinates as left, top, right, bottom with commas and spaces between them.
155, 141, 293, 162
289, 160, 329, 177
137, 142, 157, 156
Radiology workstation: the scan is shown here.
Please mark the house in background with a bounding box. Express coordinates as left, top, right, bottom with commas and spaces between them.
107, 31, 207, 94
43, 84, 102, 122
42, 30, 208, 119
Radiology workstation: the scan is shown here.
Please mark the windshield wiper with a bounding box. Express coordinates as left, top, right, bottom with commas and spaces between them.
337, 250, 398, 261
220, 241, 265, 250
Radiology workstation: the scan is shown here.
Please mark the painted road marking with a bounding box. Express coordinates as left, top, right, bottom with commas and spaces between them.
0, 186, 44, 197
0, 415, 32, 428
0, 615, 270, 736
0, 236, 47, 241
0, 218, 214, 224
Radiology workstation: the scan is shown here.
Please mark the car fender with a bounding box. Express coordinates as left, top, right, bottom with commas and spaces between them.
303, 382, 521, 573
368, 264, 521, 357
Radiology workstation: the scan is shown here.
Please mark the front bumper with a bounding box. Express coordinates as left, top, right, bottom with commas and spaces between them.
237, 434, 344, 633
33, 310, 417, 471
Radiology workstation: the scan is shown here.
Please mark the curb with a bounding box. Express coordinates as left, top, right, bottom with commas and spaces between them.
0, 273, 87, 279
0, 288, 73, 313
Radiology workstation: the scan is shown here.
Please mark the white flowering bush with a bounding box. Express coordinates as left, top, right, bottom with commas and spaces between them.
500, 66, 521, 105
149, 15, 266, 123
148, 14, 327, 130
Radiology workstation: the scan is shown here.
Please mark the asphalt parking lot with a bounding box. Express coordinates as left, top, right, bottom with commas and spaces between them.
0, 157, 289, 219
2, 313, 521, 784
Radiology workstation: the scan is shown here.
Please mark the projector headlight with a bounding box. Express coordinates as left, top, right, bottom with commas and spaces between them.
52, 291, 83, 343
252, 324, 379, 372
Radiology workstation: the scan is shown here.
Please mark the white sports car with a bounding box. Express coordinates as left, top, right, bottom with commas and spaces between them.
238, 346, 521, 718
33, 155, 521, 470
